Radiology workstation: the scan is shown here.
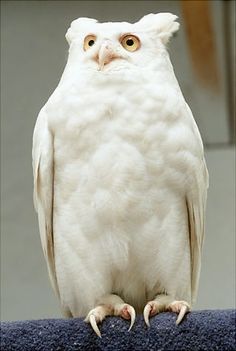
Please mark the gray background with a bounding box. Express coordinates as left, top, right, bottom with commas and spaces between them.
1, 0, 235, 321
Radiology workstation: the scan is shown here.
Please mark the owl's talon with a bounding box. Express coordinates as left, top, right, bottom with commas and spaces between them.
143, 303, 152, 327
127, 305, 136, 331
143, 301, 160, 327
89, 314, 102, 338
176, 304, 189, 325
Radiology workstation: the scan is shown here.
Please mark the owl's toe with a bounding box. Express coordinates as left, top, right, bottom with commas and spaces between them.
167, 300, 190, 325
84, 304, 114, 337
87, 313, 102, 337
114, 303, 136, 331
143, 301, 162, 327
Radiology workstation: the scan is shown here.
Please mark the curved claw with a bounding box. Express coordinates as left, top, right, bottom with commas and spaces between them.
89, 314, 101, 338
128, 306, 136, 331
176, 304, 189, 325
143, 303, 152, 327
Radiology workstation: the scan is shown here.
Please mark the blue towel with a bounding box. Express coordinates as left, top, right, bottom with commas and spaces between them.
1, 310, 235, 350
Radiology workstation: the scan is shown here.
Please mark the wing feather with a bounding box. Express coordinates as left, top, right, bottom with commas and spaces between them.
186, 158, 208, 305
32, 110, 59, 297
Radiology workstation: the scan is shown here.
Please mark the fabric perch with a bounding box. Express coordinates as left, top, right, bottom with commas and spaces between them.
1, 310, 235, 351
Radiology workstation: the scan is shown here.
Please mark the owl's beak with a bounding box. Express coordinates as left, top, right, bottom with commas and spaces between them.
98, 40, 121, 70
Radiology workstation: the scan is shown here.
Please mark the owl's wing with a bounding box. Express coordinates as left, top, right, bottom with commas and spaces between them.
32, 110, 59, 297
185, 115, 209, 305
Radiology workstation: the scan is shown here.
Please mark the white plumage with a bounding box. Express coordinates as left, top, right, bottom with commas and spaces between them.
32, 13, 208, 336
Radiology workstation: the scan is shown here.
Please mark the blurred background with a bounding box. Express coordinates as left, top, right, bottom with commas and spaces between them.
1, 0, 235, 321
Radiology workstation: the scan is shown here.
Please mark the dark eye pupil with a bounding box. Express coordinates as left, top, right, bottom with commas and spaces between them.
126, 39, 134, 46
88, 40, 95, 46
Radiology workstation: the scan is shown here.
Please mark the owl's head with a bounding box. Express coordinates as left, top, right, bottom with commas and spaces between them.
65, 13, 179, 72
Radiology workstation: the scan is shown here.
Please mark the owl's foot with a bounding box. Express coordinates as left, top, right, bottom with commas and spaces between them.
84, 294, 136, 337
143, 295, 190, 327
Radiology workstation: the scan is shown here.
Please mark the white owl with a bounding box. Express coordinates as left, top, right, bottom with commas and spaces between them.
32, 13, 208, 337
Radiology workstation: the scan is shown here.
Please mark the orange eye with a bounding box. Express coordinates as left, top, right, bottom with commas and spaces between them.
120, 34, 140, 52
83, 35, 97, 51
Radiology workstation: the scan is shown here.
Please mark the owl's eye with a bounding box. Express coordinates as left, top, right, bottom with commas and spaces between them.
83, 35, 97, 51
120, 35, 140, 52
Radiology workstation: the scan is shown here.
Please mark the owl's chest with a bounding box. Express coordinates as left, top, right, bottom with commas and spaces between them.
51, 81, 180, 156
50, 81, 192, 196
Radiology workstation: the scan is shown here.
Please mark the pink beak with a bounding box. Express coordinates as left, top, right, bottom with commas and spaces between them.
98, 40, 120, 70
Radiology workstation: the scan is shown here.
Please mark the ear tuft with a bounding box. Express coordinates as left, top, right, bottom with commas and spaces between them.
65, 17, 98, 45
137, 13, 179, 45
